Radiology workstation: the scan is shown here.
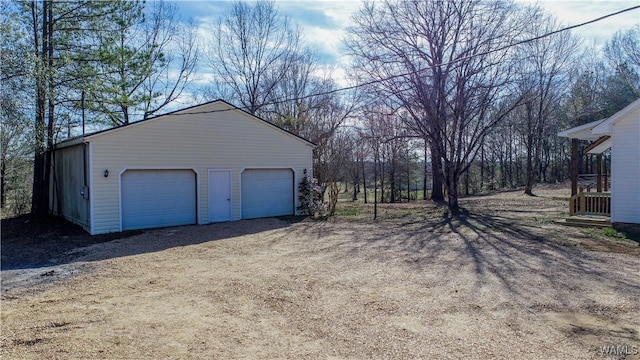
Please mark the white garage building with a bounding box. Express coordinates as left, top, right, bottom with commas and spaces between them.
50, 100, 315, 234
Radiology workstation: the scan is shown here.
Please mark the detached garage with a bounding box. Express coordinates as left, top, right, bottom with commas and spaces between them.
50, 100, 314, 235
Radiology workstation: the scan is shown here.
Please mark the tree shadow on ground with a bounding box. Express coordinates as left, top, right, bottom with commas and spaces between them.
333, 208, 640, 310
1, 214, 304, 271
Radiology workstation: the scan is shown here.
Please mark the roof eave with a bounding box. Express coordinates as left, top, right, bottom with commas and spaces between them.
54, 136, 86, 149
583, 136, 612, 155
557, 119, 605, 140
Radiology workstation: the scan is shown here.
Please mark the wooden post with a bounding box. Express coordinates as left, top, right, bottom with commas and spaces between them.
571, 139, 578, 196
596, 154, 602, 192
603, 159, 608, 192
585, 153, 589, 176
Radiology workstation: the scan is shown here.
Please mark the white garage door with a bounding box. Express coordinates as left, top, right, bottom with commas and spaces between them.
241, 169, 294, 219
121, 169, 196, 230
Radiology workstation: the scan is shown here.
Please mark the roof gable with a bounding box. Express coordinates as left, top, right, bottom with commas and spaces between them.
558, 97, 640, 140
56, 100, 315, 148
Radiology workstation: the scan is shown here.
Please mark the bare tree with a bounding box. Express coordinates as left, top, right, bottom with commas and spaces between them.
604, 27, 640, 70
362, 109, 384, 218
139, 3, 199, 120
206, 0, 301, 116
345, 0, 530, 214
308, 89, 359, 203
514, 13, 580, 195
263, 53, 361, 198
315, 129, 352, 216
267, 50, 335, 135
601, 27, 640, 113
562, 50, 610, 123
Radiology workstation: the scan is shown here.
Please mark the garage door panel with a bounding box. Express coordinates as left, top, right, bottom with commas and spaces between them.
121, 170, 196, 230
241, 169, 293, 219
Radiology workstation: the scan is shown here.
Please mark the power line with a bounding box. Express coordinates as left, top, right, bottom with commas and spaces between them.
162, 5, 640, 117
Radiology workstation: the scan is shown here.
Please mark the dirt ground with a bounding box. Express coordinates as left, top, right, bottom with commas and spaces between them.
1, 187, 639, 359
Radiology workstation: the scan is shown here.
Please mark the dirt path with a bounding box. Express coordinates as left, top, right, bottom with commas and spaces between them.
2, 190, 639, 359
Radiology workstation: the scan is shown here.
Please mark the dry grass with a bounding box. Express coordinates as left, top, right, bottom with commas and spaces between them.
2, 186, 639, 359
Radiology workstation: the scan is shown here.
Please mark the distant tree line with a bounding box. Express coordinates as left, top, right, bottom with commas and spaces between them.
1, 0, 638, 218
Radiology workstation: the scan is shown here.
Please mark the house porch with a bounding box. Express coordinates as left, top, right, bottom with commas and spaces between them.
559, 120, 612, 225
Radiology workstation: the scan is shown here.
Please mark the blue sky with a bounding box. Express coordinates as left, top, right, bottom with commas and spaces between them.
168, 0, 639, 102
174, 0, 639, 61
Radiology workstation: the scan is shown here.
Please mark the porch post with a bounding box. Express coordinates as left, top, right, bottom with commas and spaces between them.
604, 160, 608, 192
596, 154, 602, 192
571, 138, 578, 196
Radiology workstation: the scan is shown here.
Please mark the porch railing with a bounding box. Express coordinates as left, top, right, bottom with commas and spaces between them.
569, 192, 611, 216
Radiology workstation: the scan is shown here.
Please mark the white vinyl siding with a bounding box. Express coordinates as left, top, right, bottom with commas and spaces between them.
88, 101, 313, 234
241, 169, 294, 219
121, 170, 197, 230
610, 108, 640, 224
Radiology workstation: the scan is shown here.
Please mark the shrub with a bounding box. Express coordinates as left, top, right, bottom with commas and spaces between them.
297, 175, 327, 218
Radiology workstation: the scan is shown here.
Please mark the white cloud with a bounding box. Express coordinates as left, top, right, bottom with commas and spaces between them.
301, 25, 345, 59
277, 1, 361, 84
521, 0, 640, 46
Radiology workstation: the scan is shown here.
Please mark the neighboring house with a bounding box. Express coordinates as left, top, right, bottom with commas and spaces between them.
50, 100, 315, 235
558, 97, 640, 228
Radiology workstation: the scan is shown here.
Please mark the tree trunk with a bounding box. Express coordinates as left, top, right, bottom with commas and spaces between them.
498, 148, 506, 188
524, 140, 535, 196
430, 145, 444, 201
31, 0, 50, 219
352, 179, 358, 201
480, 144, 484, 192
361, 154, 367, 204
445, 163, 460, 215
524, 102, 535, 196
389, 159, 395, 203
0, 156, 6, 209
407, 158, 411, 202
423, 139, 428, 200
373, 150, 378, 219
44, 0, 54, 217
380, 152, 385, 203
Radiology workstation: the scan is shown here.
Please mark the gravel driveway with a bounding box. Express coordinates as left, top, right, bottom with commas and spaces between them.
2, 190, 639, 359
